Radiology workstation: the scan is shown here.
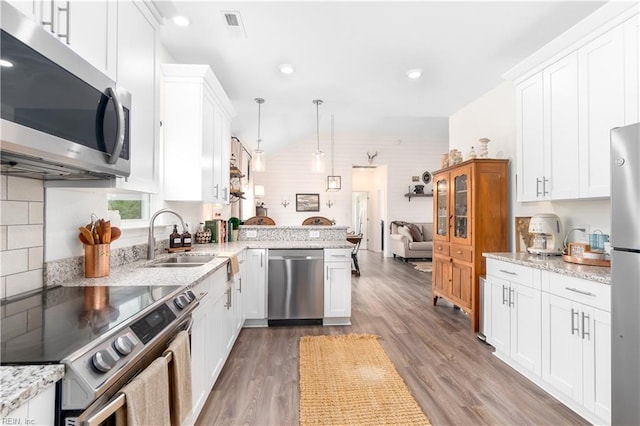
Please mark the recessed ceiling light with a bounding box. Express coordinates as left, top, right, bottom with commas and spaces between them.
0, 59, 13, 67
279, 64, 295, 74
406, 69, 422, 79
172, 15, 190, 27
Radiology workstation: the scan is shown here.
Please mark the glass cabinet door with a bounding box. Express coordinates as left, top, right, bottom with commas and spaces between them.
451, 166, 471, 244
435, 176, 449, 238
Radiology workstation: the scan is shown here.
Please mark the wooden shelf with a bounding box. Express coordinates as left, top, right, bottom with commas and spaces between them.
404, 193, 433, 201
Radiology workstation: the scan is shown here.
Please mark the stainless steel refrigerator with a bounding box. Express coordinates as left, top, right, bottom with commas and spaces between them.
611, 122, 640, 425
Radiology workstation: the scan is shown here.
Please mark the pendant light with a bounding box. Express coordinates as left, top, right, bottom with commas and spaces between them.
312, 99, 325, 173
252, 98, 266, 172
326, 114, 341, 191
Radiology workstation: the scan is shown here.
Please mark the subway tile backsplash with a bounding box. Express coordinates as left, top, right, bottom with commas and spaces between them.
0, 177, 44, 299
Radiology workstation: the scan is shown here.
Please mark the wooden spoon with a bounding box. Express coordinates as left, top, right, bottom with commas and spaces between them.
102, 221, 112, 244
79, 227, 94, 245
110, 227, 122, 242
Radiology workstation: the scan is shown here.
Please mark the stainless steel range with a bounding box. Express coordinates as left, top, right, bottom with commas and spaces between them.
1, 284, 201, 425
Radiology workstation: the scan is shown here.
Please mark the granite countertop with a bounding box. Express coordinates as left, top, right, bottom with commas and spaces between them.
484, 252, 611, 285
2, 239, 355, 411
0, 365, 64, 416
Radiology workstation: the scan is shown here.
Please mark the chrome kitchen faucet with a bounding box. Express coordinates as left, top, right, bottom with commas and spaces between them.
148, 208, 186, 260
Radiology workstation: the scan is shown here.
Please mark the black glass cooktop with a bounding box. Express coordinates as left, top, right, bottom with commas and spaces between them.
1, 285, 182, 365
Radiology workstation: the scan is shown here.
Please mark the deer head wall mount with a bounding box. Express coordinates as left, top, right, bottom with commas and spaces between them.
367, 151, 378, 165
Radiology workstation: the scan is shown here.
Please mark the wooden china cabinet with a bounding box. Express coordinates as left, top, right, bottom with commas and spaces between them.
432, 158, 509, 332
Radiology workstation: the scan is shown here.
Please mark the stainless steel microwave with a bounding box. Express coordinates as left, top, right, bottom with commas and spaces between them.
0, 2, 130, 182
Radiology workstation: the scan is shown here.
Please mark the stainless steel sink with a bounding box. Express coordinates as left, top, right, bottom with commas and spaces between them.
146, 254, 216, 268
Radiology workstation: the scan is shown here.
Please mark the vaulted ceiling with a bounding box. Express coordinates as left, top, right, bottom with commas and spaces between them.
156, 1, 605, 153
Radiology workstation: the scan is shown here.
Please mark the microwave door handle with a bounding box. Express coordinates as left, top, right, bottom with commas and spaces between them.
105, 87, 125, 165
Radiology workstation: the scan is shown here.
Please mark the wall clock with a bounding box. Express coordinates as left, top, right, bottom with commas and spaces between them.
421, 171, 432, 185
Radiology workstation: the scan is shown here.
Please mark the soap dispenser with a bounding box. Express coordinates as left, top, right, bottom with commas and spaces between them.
181, 223, 192, 248
170, 224, 182, 248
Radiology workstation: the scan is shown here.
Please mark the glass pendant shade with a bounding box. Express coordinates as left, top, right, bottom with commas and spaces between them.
252, 147, 265, 172
252, 98, 266, 172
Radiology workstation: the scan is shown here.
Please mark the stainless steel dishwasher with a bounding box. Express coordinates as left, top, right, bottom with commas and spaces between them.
268, 249, 324, 324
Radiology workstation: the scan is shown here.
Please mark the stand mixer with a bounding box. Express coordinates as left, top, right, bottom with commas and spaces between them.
527, 213, 563, 255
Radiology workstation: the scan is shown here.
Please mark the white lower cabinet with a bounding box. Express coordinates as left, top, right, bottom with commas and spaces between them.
485, 259, 611, 425
485, 260, 541, 376
189, 261, 242, 424
2, 384, 56, 425
541, 272, 611, 425
234, 251, 246, 334
243, 249, 267, 325
323, 249, 352, 325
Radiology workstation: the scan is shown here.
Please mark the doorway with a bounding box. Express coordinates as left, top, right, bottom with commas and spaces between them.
351, 191, 368, 250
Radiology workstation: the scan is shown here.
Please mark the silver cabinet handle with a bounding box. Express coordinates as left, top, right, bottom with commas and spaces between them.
225, 287, 231, 309
502, 285, 508, 305
509, 288, 515, 307
222, 187, 228, 200
499, 269, 517, 276
565, 287, 595, 297
57, 1, 70, 44
238, 277, 242, 293
326, 265, 330, 280
260, 253, 263, 268
536, 178, 542, 197
571, 308, 579, 335
581, 312, 590, 340
41, 0, 55, 33
213, 184, 219, 198
543, 177, 549, 196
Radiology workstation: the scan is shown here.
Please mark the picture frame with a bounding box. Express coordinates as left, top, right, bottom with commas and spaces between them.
296, 193, 320, 212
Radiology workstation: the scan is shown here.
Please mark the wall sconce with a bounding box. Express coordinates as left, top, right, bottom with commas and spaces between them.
281, 199, 290, 208
325, 199, 334, 208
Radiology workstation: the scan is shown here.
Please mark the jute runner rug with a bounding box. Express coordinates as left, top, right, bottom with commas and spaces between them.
299, 334, 431, 425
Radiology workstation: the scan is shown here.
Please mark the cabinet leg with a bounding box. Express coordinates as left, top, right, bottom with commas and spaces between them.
433, 296, 438, 306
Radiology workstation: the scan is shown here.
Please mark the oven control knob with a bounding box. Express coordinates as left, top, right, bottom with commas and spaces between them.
114, 334, 136, 356
186, 290, 196, 301
92, 349, 117, 373
174, 294, 189, 310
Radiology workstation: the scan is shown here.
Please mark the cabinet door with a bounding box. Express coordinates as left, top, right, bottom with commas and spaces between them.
59, 1, 117, 79
233, 271, 245, 334
190, 302, 208, 412
487, 276, 510, 355
208, 285, 227, 383
211, 104, 230, 204
516, 72, 545, 202
450, 261, 472, 310
115, 1, 159, 193
582, 306, 611, 423
544, 52, 580, 200
434, 174, 449, 241
541, 292, 583, 404
510, 282, 541, 375
450, 165, 472, 246
223, 281, 235, 355
244, 249, 266, 319
624, 15, 640, 124
432, 257, 450, 296
578, 25, 625, 198
324, 260, 352, 318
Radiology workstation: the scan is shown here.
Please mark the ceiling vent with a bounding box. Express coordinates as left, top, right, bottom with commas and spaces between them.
222, 11, 247, 38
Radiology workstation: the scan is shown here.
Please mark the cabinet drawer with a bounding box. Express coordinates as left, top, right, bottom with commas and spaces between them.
486, 259, 536, 287
325, 248, 351, 262
450, 244, 473, 262
543, 272, 610, 311
434, 242, 450, 257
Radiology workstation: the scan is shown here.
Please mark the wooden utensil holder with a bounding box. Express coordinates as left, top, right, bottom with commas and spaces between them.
84, 244, 110, 278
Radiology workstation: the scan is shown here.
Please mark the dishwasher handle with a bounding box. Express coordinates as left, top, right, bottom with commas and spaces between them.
269, 255, 323, 261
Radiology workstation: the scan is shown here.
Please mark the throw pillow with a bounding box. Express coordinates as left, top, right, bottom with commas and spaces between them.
406, 223, 424, 242
397, 226, 413, 242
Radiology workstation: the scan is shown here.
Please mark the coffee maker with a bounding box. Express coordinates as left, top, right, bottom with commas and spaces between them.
527, 213, 563, 255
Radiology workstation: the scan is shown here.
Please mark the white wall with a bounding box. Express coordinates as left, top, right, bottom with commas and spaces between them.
449, 80, 611, 250
253, 132, 448, 256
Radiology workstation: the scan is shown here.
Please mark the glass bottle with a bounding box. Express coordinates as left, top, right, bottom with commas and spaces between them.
181, 223, 192, 248
170, 224, 182, 248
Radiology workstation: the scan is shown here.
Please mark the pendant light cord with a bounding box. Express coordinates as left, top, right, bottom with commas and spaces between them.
331, 114, 335, 174
255, 98, 264, 151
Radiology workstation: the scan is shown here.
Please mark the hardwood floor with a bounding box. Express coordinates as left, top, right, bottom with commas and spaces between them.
196, 250, 587, 425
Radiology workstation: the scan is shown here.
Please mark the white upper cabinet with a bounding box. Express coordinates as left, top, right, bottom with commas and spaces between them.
6, 1, 117, 78
515, 8, 639, 202
114, 1, 159, 193
162, 64, 235, 202
578, 25, 626, 198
